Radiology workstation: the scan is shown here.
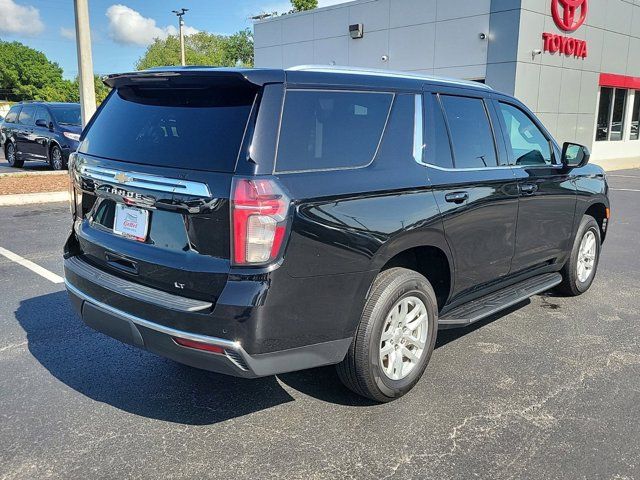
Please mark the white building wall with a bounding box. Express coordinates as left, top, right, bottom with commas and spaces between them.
254, 0, 493, 79
254, 0, 640, 160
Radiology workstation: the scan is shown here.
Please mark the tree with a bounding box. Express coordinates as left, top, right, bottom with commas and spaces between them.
0, 40, 110, 104
0, 40, 69, 101
136, 30, 254, 70
291, 0, 318, 11
222, 29, 254, 67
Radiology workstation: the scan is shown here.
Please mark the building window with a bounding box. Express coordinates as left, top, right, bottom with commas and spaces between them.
631, 91, 640, 141
595, 87, 613, 141
596, 87, 630, 142
610, 89, 627, 141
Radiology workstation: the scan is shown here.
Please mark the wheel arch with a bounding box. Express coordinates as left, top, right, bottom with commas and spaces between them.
370, 231, 454, 311
48, 140, 62, 159
583, 201, 609, 243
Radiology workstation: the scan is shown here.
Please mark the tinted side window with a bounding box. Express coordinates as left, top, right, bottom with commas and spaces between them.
424, 94, 453, 169
18, 105, 36, 125
498, 103, 552, 166
440, 95, 498, 169
35, 107, 52, 126
276, 90, 393, 172
5, 106, 20, 123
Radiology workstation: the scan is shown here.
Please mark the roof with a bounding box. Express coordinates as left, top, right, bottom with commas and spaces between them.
287, 65, 492, 90
104, 65, 490, 92
16, 101, 80, 106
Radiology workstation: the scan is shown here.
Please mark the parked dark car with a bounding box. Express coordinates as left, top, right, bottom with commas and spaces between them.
64, 67, 609, 402
1, 101, 81, 170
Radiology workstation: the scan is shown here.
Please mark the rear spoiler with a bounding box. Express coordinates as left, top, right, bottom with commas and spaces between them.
103, 68, 286, 89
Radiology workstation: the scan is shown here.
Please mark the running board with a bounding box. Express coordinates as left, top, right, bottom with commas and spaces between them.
438, 272, 562, 327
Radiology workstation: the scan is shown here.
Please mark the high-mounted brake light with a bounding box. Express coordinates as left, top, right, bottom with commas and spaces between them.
231, 178, 290, 265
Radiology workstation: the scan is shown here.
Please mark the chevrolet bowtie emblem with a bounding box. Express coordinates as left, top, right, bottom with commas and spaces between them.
114, 172, 132, 183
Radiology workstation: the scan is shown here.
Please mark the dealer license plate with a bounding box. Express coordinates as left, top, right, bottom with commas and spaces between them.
113, 204, 149, 242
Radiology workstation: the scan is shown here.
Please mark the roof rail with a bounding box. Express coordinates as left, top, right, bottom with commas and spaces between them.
287, 65, 492, 90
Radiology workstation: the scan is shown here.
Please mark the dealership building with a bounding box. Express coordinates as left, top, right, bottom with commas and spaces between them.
254, 0, 640, 162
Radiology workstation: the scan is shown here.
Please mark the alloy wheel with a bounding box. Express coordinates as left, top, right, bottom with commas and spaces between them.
576, 230, 597, 283
6, 144, 15, 165
379, 296, 429, 381
51, 147, 63, 170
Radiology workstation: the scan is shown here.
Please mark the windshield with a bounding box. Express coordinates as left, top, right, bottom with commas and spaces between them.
51, 105, 81, 126
79, 84, 256, 172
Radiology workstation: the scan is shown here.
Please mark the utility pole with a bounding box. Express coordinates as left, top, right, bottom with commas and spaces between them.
74, 0, 96, 127
172, 8, 189, 66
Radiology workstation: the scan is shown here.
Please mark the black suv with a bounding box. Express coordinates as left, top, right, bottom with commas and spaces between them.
1, 101, 81, 170
64, 67, 609, 402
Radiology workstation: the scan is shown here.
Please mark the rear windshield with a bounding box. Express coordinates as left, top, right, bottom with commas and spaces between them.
80, 84, 256, 172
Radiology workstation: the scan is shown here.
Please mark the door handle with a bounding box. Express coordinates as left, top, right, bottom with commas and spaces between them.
520, 184, 538, 195
445, 191, 469, 204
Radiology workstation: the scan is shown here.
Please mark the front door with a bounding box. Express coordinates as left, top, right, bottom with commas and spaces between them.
493, 100, 577, 273
424, 91, 519, 299
32, 106, 53, 160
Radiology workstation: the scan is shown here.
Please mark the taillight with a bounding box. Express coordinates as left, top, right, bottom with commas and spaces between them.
231, 177, 290, 265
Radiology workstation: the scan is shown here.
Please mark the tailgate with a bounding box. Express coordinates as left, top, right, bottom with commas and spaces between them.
69, 153, 232, 303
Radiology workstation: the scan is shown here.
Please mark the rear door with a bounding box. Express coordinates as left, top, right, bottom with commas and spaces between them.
424, 89, 519, 299
71, 74, 274, 302
16, 105, 36, 157
492, 99, 576, 272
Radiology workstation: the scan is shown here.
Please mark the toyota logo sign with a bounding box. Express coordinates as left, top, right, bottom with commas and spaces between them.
551, 0, 588, 32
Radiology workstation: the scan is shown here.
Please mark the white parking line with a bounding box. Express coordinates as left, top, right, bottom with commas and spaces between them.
611, 188, 640, 192
0, 246, 64, 284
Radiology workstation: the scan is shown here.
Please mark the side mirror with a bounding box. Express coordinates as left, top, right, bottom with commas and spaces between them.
561, 142, 590, 169
35, 119, 48, 128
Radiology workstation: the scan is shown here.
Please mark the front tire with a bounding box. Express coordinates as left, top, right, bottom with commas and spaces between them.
5, 142, 23, 168
49, 145, 65, 170
337, 267, 438, 402
557, 215, 601, 296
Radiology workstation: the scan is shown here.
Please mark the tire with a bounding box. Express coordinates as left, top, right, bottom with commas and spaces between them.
49, 144, 65, 170
337, 267, 438, 402
557, 215, 601, 296
5, 142, 23, 168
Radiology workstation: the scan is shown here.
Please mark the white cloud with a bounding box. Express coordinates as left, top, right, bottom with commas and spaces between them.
0, 0, 44, 36
60, 27, 75, 40
106, 4, 199, 46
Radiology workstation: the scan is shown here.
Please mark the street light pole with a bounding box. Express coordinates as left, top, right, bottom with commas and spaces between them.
172, 8, 189, 66
74, 0, 96, 127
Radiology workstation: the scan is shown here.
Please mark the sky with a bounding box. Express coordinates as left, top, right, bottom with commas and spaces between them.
0, 0, 347, 79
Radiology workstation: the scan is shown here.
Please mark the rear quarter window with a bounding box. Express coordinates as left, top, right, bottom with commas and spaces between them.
4, 106, 20, 123
276, 90, 393, 173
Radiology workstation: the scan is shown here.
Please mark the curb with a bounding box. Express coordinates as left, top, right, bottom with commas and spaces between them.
0, 191, 69, 206
0, 170, 66, 178
593, 157, 640, 172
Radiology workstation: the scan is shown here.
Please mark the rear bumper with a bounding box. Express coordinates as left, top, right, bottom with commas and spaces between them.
64, 257, 352, 378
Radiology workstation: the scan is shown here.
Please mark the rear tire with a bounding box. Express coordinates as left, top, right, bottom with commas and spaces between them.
557, 215, 601, 296
5, 142, 23, 168
337, 267, 438, 402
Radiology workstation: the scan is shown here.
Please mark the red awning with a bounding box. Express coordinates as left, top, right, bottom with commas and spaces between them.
599, 73, 640, 90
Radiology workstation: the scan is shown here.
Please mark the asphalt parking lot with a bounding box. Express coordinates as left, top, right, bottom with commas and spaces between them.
1, 171, 639, 479
0, 150, 52, 173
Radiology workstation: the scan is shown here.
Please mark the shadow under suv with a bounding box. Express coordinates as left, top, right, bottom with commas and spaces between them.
64, 66, 610, 402
2, 101, 81, 170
